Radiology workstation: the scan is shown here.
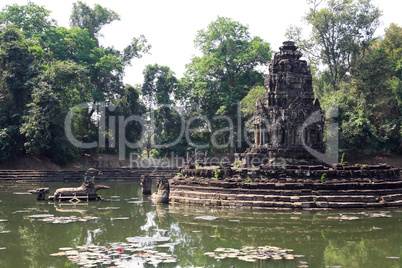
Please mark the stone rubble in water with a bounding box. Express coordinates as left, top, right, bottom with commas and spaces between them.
204, 245, 302, 263
50, 238, 177, 267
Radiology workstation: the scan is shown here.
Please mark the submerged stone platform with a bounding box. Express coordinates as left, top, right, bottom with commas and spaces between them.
170, 164, 402, 209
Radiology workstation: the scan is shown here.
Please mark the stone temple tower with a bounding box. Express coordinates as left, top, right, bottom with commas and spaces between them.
240, 41, 324, 166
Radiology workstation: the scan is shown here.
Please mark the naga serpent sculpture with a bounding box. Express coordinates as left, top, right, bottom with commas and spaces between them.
49, 168, 109, 201
151, 177, 170, 204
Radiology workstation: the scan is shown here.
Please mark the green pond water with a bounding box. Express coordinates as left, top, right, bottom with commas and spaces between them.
0, 181, 401, 268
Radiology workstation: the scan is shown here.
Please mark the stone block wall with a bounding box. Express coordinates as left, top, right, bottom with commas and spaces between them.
169, 164, 402, 209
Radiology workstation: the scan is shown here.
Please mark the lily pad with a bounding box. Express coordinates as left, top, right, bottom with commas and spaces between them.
27, 214, 54, 218
194, 216, 218, 221
111, 217, 130, 220
98, 207, 120, 210
126, 236, 170, 243
127, 201, 144, 204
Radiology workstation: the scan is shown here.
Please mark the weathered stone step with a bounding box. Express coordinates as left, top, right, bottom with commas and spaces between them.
170, 190, 381, 204
0, 168, 178, 182
170, 196, 384, 209
171, 184, 402, 197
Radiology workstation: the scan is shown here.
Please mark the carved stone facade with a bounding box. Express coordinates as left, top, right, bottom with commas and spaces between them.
240, 41, 324, 166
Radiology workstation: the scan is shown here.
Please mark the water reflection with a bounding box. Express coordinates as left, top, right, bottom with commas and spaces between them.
0, 181, 400, 267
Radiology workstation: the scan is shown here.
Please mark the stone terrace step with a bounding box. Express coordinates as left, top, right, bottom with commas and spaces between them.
170, 184, 402, 197
169, 195, 389, 209
0, 168, 178, 182
170, 190, 380, 203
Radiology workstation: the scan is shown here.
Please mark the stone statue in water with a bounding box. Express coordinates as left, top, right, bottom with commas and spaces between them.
49, 168, 109, 201
152, 176, 170, 203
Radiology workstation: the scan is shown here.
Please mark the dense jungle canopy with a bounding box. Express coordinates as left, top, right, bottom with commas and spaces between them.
0, 0, 400, 165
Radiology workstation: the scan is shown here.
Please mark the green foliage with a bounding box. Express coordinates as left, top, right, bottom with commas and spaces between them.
213, 167, 221, 180
0, 125, 22, 161
244, 178, 252, 183
0, 2, 55, 38
339, 153, 347, 166
149, 149, 160, 158
141, 64, 186, 157
179, 17, 272, 153
195, 163, 201, 169
321, 26, 402, 154
70, 1, 120, 40
241, 85, 265, 118
142, 64, 177, 106
321, 230, 327, 240
320, 173, 327, 183
112, 84, 146, 154
0, 2, 149, 165
20, 82, 59, 154
292, 0, 401, 156
304, 0, 382, 87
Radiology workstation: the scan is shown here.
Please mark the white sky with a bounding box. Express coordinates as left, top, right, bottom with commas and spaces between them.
1, 0, 401, 86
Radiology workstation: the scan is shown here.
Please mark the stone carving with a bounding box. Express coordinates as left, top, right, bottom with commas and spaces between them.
49, 168, 109, 201
141, 175, 152, 195
152, 177, 170, 203
187, 148, 207, 165
239, 41, 324, 166
28, 187, 49, 200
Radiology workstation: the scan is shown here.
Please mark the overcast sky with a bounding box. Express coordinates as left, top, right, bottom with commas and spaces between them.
1, 0, 401, 86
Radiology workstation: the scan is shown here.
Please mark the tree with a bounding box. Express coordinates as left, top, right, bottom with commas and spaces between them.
20, 82, 79, 165
69, 1, 150, 64
141, 64, 185, 156
240, 85, 265, 119
0, 2, 150, 165
70, 1, 119, 41
0, 25, 40, 160
287, 0, 382, 88
112, 84, 146, 155
285, 0, 402, 156
0, 2, 55, 38
320, 23, 402, 154
142, 64, 177, 107
179, 17, 272, 153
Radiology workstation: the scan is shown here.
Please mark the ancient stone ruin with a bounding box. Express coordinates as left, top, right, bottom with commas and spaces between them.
152, 177, 170, 203
48, 168, 109, 201
168, 41, 402, 209
240, 41, 324, 167
29, 187, 49, 200
141, 175, 152, 195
